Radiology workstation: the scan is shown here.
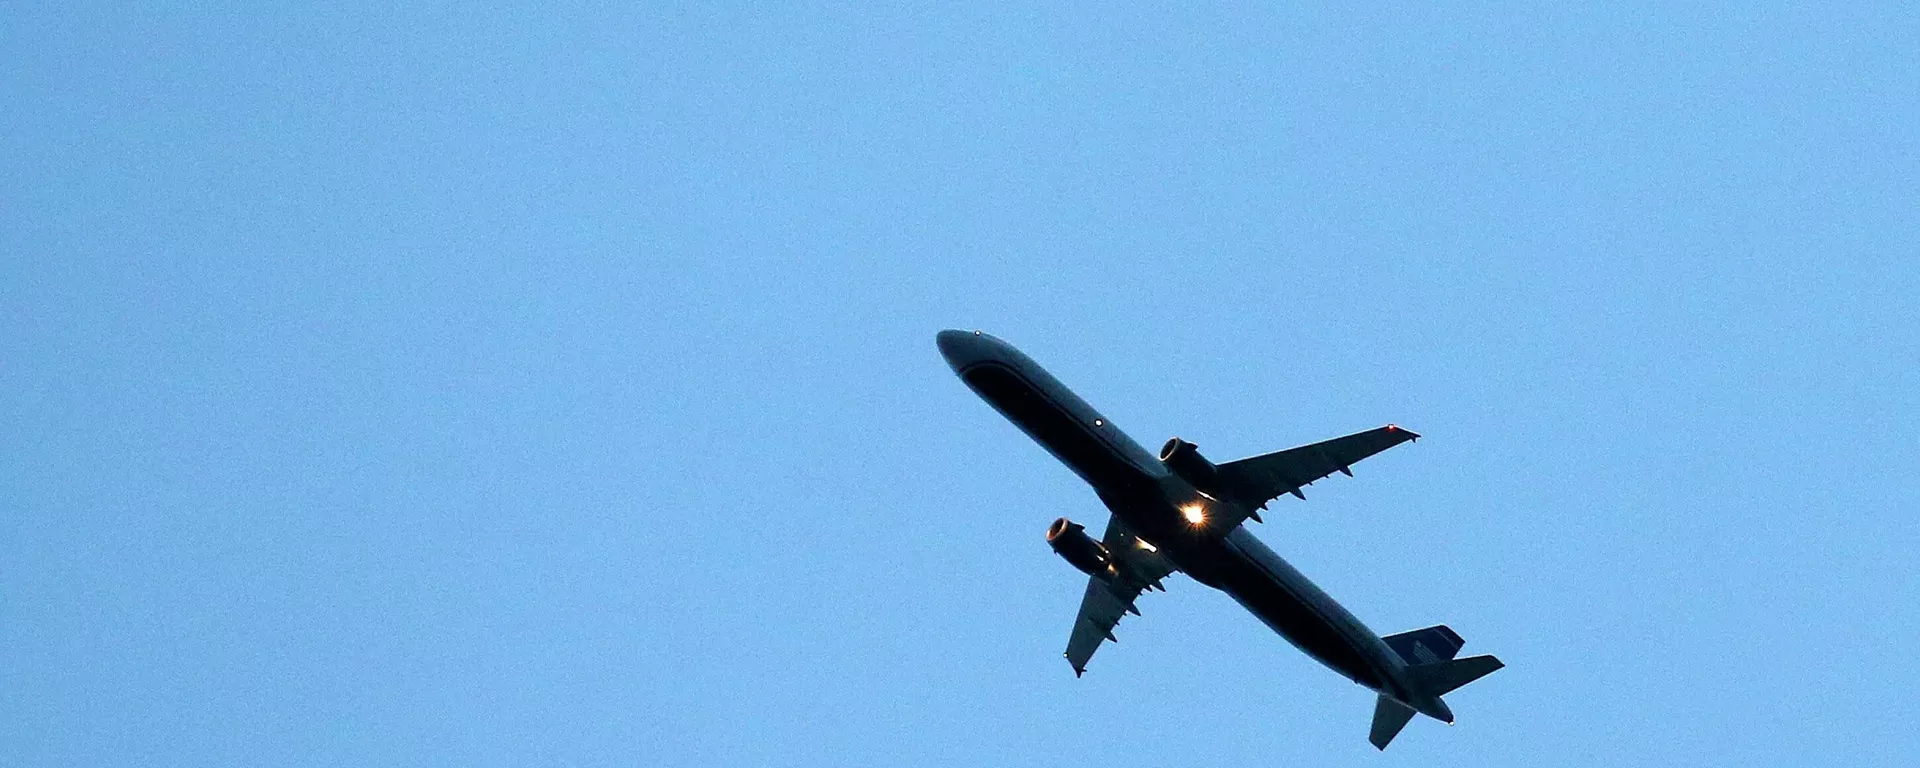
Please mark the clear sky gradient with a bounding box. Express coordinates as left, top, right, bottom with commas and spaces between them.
6, 3, 1917, 766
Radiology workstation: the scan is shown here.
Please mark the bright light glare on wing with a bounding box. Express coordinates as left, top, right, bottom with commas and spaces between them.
1136, 538, 1158, 552
1181, 502, 1206, 526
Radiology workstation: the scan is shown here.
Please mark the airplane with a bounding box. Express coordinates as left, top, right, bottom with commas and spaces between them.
937, 329, 1502, 750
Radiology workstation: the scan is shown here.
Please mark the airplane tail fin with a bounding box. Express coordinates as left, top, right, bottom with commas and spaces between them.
1382, 624, 1464, 665
1369, 626, 1504, 749
1369, 695, 1417, 750
1383, 624, 1502, 697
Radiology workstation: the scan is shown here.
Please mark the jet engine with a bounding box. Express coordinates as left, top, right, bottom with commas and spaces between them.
1159, 437, 1226, 498
1046, 517, 1113, 579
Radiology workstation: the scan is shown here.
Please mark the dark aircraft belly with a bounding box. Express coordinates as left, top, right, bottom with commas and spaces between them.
1214, 530, 1383, 689
959, 362, 1152, 493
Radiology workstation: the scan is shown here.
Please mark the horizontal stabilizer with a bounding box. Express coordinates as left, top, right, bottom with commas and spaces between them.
1411, 654, 1505, 697
1369, 695, 1416, 750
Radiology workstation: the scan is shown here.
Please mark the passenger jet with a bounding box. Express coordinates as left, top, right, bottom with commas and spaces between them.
937, 329, 1501, 750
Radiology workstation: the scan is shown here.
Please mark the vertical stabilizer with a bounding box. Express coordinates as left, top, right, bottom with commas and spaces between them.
1382, 624, 1464, 665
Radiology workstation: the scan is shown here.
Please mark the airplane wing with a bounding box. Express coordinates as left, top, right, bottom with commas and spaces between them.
1065, 514, 1177, 676
1216, 425, 1420, 514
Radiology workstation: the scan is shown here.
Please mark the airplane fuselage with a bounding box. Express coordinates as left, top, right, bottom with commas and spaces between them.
938, 329, 1448, 719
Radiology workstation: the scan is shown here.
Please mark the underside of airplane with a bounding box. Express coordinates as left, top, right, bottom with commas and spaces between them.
938, 329, 1503, 750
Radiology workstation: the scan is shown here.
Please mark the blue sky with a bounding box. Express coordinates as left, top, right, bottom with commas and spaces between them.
5, 2, 1917, 765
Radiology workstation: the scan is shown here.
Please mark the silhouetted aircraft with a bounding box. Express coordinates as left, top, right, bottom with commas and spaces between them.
939, 330, 1502, 749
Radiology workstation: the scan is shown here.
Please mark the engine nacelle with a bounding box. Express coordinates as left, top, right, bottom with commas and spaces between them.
1159, 437, 1226, 498
1046, 517, 1114, 579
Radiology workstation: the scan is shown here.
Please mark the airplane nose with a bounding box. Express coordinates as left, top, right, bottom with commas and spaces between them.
936, 329, 990, 372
